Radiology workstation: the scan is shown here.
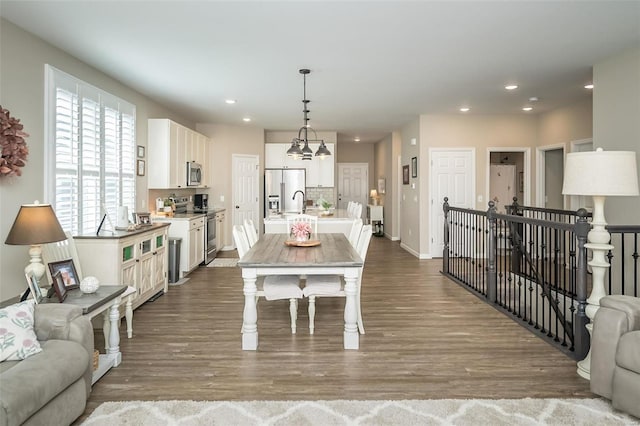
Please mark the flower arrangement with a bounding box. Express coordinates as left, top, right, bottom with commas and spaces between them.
0, 106, 29, 177
291, 221, 312, 241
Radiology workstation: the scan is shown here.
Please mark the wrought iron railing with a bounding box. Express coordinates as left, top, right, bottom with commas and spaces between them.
443, 197, 639, 360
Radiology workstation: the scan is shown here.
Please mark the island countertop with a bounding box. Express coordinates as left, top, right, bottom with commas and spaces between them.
263, 209, 355, 235
264, 208, 352, 221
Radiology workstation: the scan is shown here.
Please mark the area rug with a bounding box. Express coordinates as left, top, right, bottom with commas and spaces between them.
82, 398, 637, 425
207, 257, 239, 267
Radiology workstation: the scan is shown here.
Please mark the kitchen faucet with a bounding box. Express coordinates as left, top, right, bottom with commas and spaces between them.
292, 190, 306, 213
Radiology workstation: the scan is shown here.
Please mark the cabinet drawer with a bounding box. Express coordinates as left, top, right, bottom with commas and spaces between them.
190, 217, 205, 229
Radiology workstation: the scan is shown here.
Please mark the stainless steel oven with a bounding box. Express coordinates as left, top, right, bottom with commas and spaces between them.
203, 211, 217, 264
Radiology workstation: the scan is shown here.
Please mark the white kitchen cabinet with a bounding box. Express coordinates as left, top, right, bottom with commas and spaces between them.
148, 119, 209, 189
215, 210, 226, 250
73, 224, 170, 310
156, 215, 205, 277
264, 142, 334, 187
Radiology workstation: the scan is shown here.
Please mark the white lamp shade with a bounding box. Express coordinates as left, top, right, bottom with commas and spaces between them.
370, 189, 378, 198
562, 149, 639, 196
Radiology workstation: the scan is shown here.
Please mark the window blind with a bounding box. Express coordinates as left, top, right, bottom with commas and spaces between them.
46, 65, 136, 234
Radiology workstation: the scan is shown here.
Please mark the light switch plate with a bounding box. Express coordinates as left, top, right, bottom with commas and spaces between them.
220, 195, 225, 202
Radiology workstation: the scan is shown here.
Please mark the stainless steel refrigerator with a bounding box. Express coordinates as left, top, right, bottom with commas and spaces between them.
265, 168, 306, 217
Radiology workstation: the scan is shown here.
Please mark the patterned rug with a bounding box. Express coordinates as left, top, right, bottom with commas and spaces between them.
207, 257, 239, 267
82, 398, 637, 425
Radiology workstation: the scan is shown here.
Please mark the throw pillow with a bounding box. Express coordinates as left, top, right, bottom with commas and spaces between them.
0, 299, 42, 361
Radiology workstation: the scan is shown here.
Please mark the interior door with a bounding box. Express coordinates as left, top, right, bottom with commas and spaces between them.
489, 164, 516, 213
337, 163, 368, 218
430, 149, 474, 257
232, 154, 259, 235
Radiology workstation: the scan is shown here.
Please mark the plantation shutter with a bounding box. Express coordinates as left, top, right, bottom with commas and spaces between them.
47, 65, 136, 234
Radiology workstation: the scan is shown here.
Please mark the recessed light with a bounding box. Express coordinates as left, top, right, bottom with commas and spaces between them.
354, 137, 361, 142
528, 97, 539, 102
522, 106, 533, 112
505, 84, 519, 90
584, 84, 594, 90
225, 99, 237, 104
459, 107, 470, 112
242, 117, 251, 122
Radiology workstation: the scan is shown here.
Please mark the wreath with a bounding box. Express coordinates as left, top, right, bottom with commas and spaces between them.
0, 106, 29, 177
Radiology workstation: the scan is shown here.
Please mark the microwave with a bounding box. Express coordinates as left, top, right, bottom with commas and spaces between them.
186, 161, 202, 186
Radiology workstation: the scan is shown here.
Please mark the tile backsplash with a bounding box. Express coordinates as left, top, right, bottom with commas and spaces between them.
305, 187, 336, 207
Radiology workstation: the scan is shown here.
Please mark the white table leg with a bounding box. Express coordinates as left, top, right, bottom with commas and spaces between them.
343, 268, 359, 349
107, 296, 122, 366
125, 295, 133, 338
102, 311, 110, 351
242, 268, 259, 350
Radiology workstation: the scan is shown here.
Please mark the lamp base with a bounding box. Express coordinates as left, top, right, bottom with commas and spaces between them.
24, 244, 46, 284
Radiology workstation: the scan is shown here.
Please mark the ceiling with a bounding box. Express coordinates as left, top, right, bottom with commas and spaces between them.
2, 1, 639, 144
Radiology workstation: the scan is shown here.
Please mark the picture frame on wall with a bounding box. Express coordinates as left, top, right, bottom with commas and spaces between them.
377, 178, 386, 194
411, 157, 418, 178
403, 165, 410, 185
51, 271, 68, 303
48, 259, 80, 290
137, 159, 145, 176
137, 145, 145, 158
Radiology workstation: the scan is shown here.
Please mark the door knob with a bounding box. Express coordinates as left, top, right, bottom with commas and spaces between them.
235, 205, 239, 209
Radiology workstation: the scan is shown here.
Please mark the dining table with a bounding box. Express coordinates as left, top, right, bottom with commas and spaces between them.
237, 232, 363, 350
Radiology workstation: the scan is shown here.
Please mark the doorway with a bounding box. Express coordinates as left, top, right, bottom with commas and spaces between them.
568, 139, 593, 211
337, 163, 368, 219
536, 144, 565, 209
486, 148, 530, 211
232, 154, 259, 235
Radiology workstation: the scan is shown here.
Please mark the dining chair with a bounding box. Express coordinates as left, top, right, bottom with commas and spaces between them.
303, 225, 373, 334
347, 218, 363, 247
353, 203, 363, 220
347, 201, 355, 218
285, 214, 318, 236
243, 218, 259, 247
232, 225, 303, 334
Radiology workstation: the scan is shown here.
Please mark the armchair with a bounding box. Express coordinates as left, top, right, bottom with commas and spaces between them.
590, 295, 640, 418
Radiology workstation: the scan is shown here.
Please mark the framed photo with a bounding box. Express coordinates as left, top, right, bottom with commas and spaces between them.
135, 212, 151, 226
137, 159, 146, 176
518, 171, 524, 192
411, 157, 417, 178
51, 271, 68, 303
24, 272, 43, 304
48, 259, 80, 290
403, 165, 410, 185
377, 178, 386, 194
137, 145, 145, 158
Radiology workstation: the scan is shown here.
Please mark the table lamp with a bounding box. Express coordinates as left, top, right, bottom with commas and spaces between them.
562, 148, 639, 379
5, 202, 67, 284
370, 189, 379, 206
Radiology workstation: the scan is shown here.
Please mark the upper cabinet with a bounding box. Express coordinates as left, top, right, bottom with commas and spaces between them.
148, 119, 210, 189
265, 143, 335, 187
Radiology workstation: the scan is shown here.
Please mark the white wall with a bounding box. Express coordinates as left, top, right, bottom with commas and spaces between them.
399, 118, 421, 256
0, 19, 193, 301
593, 47, 640, 225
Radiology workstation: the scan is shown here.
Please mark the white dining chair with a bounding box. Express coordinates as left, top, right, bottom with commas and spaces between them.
303, 225, 373, 335
353, 203, 363, 220
285, 214, 318, 236
347, 201, 355, 218
243, 218, 259, 247
232, 225, 303, 334
347, 218, 363, 247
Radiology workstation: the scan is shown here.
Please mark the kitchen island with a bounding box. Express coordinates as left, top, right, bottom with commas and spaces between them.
263, 208, 355, 235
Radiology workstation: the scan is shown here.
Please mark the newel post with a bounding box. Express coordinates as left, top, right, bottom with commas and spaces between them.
509, 197, 522, 275
574, 208, 591, 360
443, 197, 450, 274
487, 201, 498, 303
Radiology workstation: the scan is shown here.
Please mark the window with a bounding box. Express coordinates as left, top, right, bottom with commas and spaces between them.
45, 65, 136, 234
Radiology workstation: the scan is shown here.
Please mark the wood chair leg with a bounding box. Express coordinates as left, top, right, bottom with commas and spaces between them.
289, 298, 298, 334
308, 296, 316, 334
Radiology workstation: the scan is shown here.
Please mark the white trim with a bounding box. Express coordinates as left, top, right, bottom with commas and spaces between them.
44, 64, 56, 204
535, 143, 566, 208
485, 147, 531, 208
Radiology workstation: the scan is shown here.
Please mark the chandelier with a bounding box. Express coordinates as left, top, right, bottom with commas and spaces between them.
286, 69, 331, 160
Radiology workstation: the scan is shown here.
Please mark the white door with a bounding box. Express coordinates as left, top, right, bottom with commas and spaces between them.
489, 164, 516, 213
337, 163, 368, 219
232, 154, 259, 236
430, 149, 474, 257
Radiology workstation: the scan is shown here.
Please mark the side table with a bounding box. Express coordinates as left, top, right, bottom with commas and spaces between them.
43, 285, 136, 384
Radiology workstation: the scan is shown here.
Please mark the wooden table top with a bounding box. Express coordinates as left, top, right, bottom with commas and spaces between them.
42, 285, 127, 314
238, 233, 362, 268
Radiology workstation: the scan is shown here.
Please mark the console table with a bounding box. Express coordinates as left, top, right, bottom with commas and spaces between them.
43, 285, 135, 384
367, 205, 384, 237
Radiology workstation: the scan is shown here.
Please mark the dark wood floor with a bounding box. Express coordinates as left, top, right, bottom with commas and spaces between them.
78, 236, 592, 421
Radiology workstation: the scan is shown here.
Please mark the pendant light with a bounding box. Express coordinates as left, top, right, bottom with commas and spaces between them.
286, 68, 331, 160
